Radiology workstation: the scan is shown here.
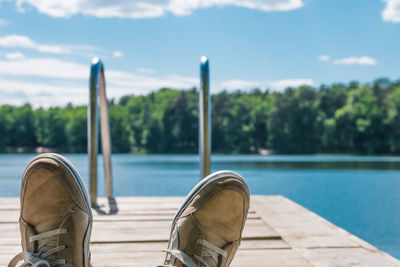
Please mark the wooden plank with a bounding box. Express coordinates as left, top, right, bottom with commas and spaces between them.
0, 197, 279, 245
0, 217, 279, 245
0, 216, 277, 244
251, 195, 360, 248
88, 245, 312, 267
296, 247, 400, 267
0, 210, 261, 223
0, 197, 259, 212
90, 212, 279, 243
0, 239, 289, 255
0, 239, 291, 266
1, 196, 399, 266
252, 195, 400, 266
0, 223, 19, 245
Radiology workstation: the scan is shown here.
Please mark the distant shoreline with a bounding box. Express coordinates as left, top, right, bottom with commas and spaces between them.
2, 80, 400, 155
1, 149, 400, 157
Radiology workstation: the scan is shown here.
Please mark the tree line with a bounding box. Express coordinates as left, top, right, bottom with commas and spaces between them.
1, 78, 400, 154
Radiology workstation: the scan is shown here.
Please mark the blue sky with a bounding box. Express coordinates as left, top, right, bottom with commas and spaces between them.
0, 0, 399, 106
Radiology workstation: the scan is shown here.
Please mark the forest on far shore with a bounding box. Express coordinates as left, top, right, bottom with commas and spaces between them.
1, 78, 400, 155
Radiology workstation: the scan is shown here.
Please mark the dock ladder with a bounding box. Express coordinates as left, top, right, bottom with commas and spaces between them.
87, 56, 212, 213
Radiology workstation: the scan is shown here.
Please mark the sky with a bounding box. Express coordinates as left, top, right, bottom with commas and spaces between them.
0, 0, 399, 107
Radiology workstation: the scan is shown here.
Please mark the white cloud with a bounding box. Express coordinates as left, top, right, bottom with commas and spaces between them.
268, 78, 314, 91
16, 0, 305, 19
0, 34, 105, 57
0, 34, 66, 53
382, 0, 400, 23
113, 51, 123, 58
0, 56, 198, 106
0, 78, 87, 107
333, 56, 377, 65
0, 55, 316, 106
318, 55, 331, 62
4, 52, 25, 60
107, 72, 198, 94
220, 79, 261, 91
136, 68, 156, 74
0, 57, 89, 79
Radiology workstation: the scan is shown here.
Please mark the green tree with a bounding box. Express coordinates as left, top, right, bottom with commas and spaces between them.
35, 107, 67, 150
64, 106, 87, 153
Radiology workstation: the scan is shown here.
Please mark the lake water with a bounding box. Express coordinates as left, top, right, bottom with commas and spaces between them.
1, 154, 400, 259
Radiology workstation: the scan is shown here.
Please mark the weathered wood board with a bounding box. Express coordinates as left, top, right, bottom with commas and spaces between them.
0, 196, 398, 266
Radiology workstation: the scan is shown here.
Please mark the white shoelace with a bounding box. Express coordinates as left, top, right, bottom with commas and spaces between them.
8, 228, 68, 267
158, 239, 228, 267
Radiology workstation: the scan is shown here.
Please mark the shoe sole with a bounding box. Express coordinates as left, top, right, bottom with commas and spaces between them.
168, 170, 248, 246
25, 153, 93, 267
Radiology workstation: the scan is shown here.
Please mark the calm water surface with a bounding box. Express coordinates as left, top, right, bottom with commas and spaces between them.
1, 154, 400, 259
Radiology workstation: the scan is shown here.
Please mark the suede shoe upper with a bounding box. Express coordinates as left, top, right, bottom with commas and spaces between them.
9, 154, 92, 267
159, 171, 250, 267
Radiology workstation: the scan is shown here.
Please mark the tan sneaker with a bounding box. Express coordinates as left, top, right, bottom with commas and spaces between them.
8, 153, 92, 267
159, 170, 250, 267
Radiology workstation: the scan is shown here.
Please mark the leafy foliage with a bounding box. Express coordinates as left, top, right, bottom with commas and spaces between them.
1, 79, 400, 154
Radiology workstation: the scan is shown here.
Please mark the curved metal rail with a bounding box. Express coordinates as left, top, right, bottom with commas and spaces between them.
88, 56, 210, 199
88, 57, 114, 210
199, 56, 211, 179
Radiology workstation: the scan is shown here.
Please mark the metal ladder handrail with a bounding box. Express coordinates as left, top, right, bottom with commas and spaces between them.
199, 56, 211, 179
88, 56, 211, 208
88, 57, 116, 213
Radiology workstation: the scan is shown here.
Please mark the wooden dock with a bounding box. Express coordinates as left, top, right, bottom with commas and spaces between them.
0, 195, 399, 266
